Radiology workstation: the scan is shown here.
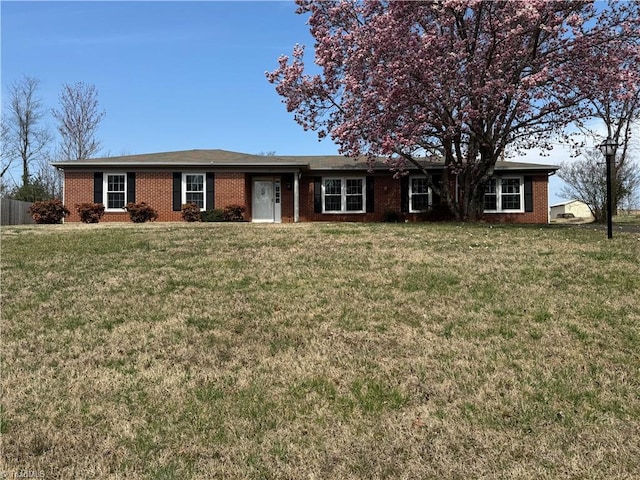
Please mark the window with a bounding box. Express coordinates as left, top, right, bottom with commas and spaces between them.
324, 179, 342, 211
274, 180, 281, 205
323, 177, 365, 213
484, 179, 498, 211
409, 177, 431, 212
105, 174, 126, 210
345, 179, 364, 211
183, 173, 205, 209
484, 177, 524, 213
500, 178, 521, 210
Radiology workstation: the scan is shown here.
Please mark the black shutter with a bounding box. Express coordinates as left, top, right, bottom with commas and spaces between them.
173, 172, 182, 211
524, 176, 533, 212
127, 172, 136, 204
93, 172, 103, 204
206, 172, 215, 210
400, 176, 409, 213
431, 174, 441, 207
314, 177, 322, 213
366, 176, 374, 213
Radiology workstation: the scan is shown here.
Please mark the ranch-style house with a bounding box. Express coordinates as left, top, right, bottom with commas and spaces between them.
53, 149, 558, 224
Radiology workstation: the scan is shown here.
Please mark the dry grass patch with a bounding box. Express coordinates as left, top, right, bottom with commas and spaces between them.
1, 222, 639, 479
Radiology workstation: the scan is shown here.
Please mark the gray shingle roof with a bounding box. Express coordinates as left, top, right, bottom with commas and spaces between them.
51, 149, 305, 168
51, 149, 559, 172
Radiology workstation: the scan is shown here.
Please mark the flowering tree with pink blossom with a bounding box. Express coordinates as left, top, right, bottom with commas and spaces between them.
267, 0, 640, 220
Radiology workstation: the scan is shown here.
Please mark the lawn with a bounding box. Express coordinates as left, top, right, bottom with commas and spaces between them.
1, 222, 639, 479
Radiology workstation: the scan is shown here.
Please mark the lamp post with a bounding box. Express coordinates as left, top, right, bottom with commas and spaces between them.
598, 137, 617, 239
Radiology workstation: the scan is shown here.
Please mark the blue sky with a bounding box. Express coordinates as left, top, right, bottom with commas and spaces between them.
1, 1, 326, 156
2, 0, 569, 202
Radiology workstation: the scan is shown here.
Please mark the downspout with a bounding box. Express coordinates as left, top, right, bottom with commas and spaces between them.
58, 167, 65, 223
547, 170, 556, 224
294, 171, 300, 223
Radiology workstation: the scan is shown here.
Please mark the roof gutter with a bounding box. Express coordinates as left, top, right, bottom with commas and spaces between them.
50, 161, 309, 168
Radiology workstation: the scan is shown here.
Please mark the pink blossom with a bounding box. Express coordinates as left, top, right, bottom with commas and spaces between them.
267, 0, 640, 220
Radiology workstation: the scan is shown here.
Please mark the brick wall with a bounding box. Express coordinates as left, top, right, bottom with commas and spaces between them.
299, 173, 550, 224
281, 180, 294, 223
136, 172, 180, 222
297, 175, 440, 222
63, 170, 551, 224
298, 175, 405, 222
63, 170, 249, 222
64, 171, 95, 222
64, 171, 183, 222
480, 174, 549, 224
215, 172, 246, 211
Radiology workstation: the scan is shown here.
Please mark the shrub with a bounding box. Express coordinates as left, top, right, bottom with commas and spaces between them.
76, 202, 105, 223
426, 204, 455, 222
200, 209, 225, 222
28, 199, 70, 224
125, 202, 158, 223
181, 203, 201, 222
382, 210, 402, 223
223, 204, 245, 222
182, 204, 245, 222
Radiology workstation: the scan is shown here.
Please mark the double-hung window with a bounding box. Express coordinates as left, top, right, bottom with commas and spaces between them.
184, 173, 205, 209
484, 179, 498, 211
500, 178, 522, 210
409, 177, 431, 212
323, 177, 365, 213
484, 177, 524, 213
105, 174, 126, 210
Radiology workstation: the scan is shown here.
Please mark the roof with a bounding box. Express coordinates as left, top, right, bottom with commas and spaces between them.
51, 149, 306, 168
51, 149, 559, 173
550, 199, 587, 208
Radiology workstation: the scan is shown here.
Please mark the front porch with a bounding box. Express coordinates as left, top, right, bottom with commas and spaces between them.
245, 172, 300, 223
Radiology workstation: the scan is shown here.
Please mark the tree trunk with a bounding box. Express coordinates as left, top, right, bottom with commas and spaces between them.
454, 155, 494, 221
454, 171, 485, 221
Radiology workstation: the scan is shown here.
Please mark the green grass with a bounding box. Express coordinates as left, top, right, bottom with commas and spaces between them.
1, 222, 639, 479
614, 212, 640, 224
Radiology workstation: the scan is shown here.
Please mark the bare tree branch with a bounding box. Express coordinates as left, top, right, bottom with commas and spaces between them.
4, 76, 52, 185
559, 149, 640, 221
51, 82, 106, 160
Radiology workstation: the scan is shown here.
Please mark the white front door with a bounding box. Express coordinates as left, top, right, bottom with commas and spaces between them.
252, 179, 281, 223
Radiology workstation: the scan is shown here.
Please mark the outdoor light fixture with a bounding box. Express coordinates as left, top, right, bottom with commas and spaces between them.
598, 136, 617, 239
599, 137, 617, 157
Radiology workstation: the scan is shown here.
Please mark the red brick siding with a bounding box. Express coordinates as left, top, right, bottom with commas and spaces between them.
64, 170, 248, 222
64, 171, 97, 223
136, 172, 181, 222
244, 175, 253, 220
299, 174, 550, 224
480, 174, 549, 224
281, 181, 294, 223
215, 173, 246, 212
298, 175, 439, 222
63, 170, 551, 224
64, 171, 182, 222
299, 175, 403, 222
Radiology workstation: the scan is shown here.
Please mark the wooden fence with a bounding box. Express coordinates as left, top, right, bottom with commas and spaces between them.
1, 198, 35, 226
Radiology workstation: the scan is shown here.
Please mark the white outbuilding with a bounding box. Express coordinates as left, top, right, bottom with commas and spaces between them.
550, 200, 594, 220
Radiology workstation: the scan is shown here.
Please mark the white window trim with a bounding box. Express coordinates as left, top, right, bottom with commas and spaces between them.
104, 172, 127, 212
409, 176, 432, 213
182, 173, 206, 211
484, 176, 525, 213
322, 176, 366, 214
